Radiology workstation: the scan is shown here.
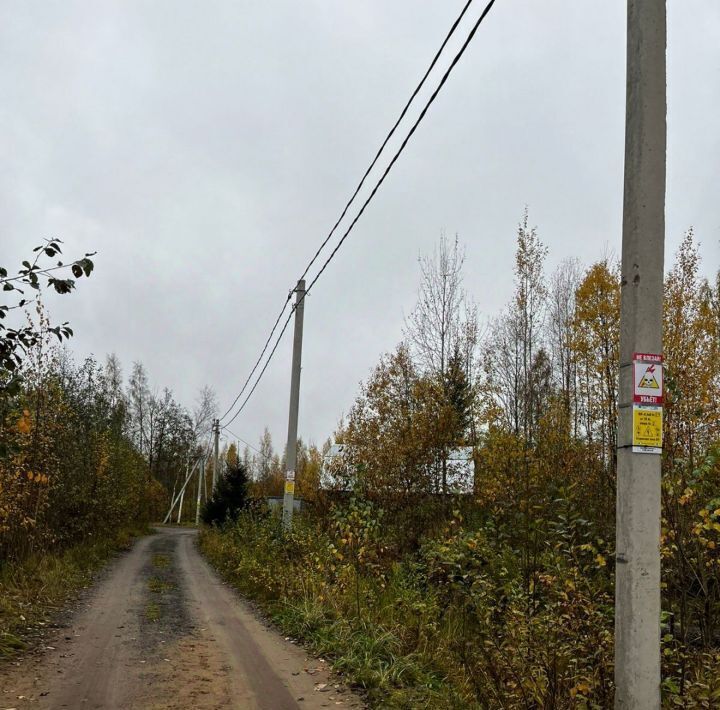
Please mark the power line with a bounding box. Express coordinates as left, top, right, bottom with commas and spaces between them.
217, 294, 292, 423
304, 0, 497, 298
221, 0, 498, 428
221, 426, 261, 455
221, 425, 274, 461
218, 0, 479, 427
221, 307, 294, 428
298, 0, 477, 283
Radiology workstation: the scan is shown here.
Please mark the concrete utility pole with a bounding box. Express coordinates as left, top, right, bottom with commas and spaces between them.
177, 482, 184, 525
615, 2, 666, 707
177, 461, 189, 524
212, 418, 220, 493
176, 487, 185, 524
162, 458, 200, 524
195, 457, 204, 526
282, 280, 306, 530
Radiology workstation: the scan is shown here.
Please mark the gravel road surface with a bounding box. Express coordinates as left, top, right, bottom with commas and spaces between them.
0, 527, 364, 710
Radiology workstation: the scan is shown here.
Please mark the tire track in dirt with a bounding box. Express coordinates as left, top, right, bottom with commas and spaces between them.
0, 528, 364, 710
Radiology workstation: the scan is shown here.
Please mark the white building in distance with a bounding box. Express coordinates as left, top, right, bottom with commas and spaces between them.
321, 444, 475, 494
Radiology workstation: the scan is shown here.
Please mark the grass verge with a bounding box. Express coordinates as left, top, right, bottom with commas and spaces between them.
0, 525, 150, 658
199, 510, 720, 708
199, 523, 460, 709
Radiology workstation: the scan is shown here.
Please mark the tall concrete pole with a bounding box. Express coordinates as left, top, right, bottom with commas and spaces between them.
615, 1, 666, 707
177, 460, 188, 525
162, 459, 200, 524
282, 280, 306, 529
212, 419, 220, 493
176, 487, 185, 524
195, 457, 204, 525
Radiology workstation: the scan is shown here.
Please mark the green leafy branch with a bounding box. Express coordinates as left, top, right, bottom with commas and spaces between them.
1, 239, 96, 379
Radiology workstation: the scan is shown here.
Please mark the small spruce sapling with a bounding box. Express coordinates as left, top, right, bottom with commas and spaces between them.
201, 460, 249, 526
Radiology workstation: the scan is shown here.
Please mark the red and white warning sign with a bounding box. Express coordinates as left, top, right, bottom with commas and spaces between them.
633, 352, 663, 405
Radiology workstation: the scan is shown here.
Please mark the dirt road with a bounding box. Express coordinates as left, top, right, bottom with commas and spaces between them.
0, 528, 364, 710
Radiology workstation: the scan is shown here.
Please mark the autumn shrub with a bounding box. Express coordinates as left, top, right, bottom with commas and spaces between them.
201, 499, 617, 708
200, 509, 454, 707
201, 476, 720, 707
200, 231, 720, 707
0, 353, 153, 563
415, 512, 615, 706
659, 445, 720, 705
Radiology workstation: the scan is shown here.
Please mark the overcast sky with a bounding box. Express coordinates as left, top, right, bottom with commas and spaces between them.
1, 1, 718, 452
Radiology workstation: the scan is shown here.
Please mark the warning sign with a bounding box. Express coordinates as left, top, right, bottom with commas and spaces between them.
633, 353, 663, 405
632, 405, 662, 453
286, 470, 296, 482
638, 368, 660, 389
284, 480, 295, 495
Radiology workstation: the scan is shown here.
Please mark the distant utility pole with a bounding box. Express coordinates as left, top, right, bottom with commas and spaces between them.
195, 457, 205, 525
212, 418, 220, 492
615, 2, 666, 708
282, 280, 306, 530
177, 461, 188, 524
162, 458, 200, 524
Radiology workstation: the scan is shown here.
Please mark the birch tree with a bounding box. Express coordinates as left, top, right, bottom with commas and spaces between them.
404, 234, 478, 489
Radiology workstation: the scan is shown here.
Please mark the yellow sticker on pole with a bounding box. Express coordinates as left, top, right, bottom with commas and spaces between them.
632, 405, 662, 453
284, 480, 295, 495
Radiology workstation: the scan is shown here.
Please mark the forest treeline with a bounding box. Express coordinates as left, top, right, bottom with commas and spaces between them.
0, 243, 232, 658
203, 218, 720, 707
0, 343, 218, 562
0, 239, 219, 562
2, 222, 719, 703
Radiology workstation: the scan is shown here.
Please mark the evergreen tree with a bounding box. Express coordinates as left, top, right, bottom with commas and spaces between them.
201, 461, 249, 526
444, 343, 473, 444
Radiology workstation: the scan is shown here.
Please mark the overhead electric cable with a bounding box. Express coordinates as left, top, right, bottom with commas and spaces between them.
217, 294, 292, 423
218, 0, 478, 427
304, 0, 498, 297
298, 0, 477, 282
221, 307, 294, 428
221, 425, 273, 461
220, 0, 498, 428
